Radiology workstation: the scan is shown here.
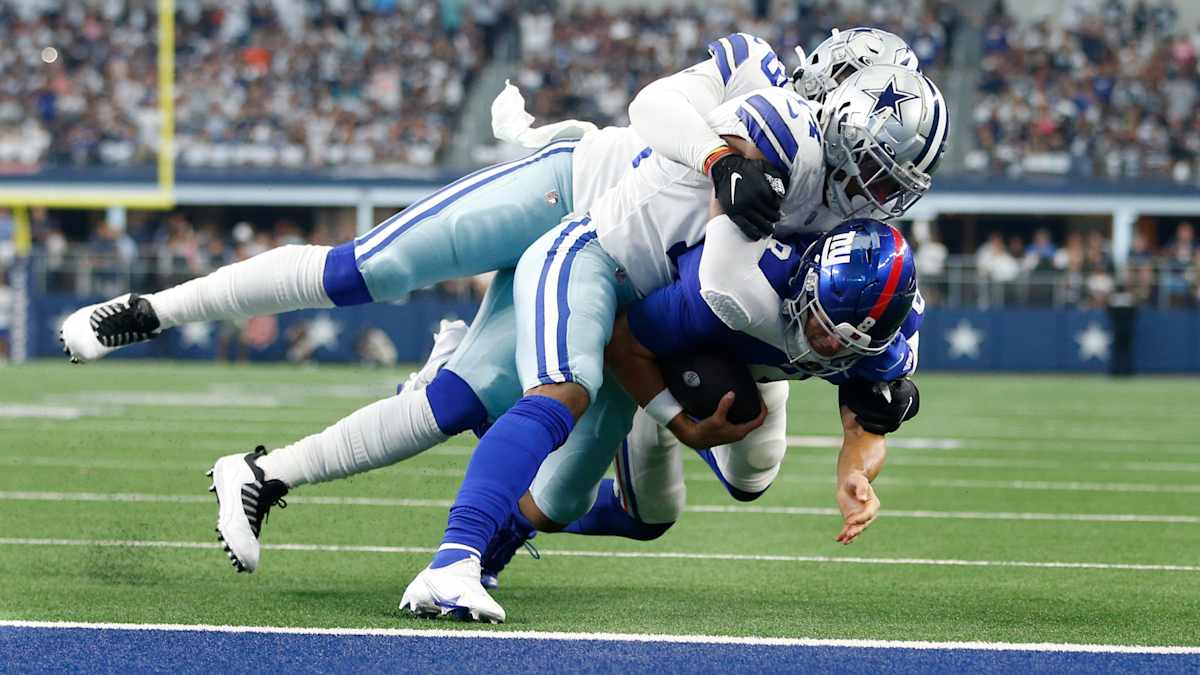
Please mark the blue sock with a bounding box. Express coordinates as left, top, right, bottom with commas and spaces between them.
695, 449, 769, 502
424, 368, 488, 436
563, 479, 673, 541
432, 395, 574, 569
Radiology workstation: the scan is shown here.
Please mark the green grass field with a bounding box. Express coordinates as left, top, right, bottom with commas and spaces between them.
1, 361, 1197, 646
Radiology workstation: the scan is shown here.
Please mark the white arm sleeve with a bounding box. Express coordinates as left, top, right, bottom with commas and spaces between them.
696, 214, 780, 344
627, 60, 727, 175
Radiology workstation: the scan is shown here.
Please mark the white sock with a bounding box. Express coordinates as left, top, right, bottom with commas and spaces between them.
257, 387, 450, 487
146, 244, 334, 329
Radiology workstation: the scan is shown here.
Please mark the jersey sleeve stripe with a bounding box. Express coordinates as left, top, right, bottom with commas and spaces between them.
745, 94, 799, 165
707, 39, 733, 84
728, 33, 750, 66
735, 107, 786, 173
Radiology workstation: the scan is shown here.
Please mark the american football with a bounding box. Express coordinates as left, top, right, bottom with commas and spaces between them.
660, 352, 762, 424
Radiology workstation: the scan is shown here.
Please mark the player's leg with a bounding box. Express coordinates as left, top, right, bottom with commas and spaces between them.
60, 139, 578, 362
696, 381, 790, 500
402, 218, 631, 622
209, 272, 521, 574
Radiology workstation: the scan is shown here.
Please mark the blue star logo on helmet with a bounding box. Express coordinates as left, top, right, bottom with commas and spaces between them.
864, 77, 918, 123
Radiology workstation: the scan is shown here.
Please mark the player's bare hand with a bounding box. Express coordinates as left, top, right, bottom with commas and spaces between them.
671, 391, 766, 449
835, 471, 879, 545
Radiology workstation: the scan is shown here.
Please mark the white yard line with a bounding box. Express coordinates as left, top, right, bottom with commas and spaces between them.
0, 537, 1197, 575
0, 619, 1197, 654
0, 489, 1197, 524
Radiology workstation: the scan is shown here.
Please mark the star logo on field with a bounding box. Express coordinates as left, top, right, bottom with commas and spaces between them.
306, 313, 341, 351
180, 322, 213, 348
1075, 322, 1111, 362
864, 77, 918, 123
946, 320, 982, 360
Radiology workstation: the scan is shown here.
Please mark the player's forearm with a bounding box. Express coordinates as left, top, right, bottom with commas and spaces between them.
605, 313, 671, 408
837, 405, 888, 482
628, 68, 727, 175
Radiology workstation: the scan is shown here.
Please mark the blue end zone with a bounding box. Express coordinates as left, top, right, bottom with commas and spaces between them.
1, 626, 1196, 674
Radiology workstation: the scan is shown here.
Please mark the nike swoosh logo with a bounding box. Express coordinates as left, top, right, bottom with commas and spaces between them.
786, 100, 801, 119
730, 172, 742, 204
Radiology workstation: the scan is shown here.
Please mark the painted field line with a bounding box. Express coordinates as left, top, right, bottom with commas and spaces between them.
787, 435, 963, 450
1, 537, 1197, 574
3, 490, 1199, 524
5, 456, 1198, 495
1, 620, 1198, 654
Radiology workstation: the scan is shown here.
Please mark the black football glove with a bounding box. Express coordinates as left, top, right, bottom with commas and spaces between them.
838, 378, 920, 435
709, 153, 787, 240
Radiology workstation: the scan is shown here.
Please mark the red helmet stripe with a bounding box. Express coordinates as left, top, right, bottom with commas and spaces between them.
867, 226, 906, 321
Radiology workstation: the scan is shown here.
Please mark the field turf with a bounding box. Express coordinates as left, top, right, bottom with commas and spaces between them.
1, 361, 1197, 660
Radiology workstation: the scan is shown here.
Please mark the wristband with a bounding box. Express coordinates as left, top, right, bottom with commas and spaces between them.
703, 145, 735, 177
645, 389, 685, 427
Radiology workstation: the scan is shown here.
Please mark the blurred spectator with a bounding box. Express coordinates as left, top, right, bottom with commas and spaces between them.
976, 232, 1020, 306
0, 0, 483, 170
1162, 221, 1197, 306
911, 219, 947, 302
1023, 228, 1057, 273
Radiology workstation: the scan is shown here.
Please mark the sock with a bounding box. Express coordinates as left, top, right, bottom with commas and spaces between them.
258, 386, 452, 488
431, 395, 574, 569
562, 479, 673, 541
146, 244, 335, 328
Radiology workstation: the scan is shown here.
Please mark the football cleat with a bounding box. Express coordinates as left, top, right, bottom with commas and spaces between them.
400, 556, 506, 623
208, 446, 288, 573
480, 512, 539, 590
60, 293, 161, 363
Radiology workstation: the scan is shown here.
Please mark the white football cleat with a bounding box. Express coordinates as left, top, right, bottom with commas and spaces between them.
208, 446, 288, 573
400, 319, 469, 392
400, 556, 507, 623
60, 293, 162, 363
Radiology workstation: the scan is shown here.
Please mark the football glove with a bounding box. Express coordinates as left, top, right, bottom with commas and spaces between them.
708, 153, 787, 240
839, 378, 920, 435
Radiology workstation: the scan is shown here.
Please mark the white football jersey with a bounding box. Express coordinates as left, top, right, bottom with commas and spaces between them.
585, 87, 829, 295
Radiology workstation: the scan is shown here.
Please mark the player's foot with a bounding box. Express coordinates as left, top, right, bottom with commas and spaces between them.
207, 446, 288, 573
480, 512, 539, 590
60, 293, 162, 363
400, 557, 506, 623
398, 319, 469, 393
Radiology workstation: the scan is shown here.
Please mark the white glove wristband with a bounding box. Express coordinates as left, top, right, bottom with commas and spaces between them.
645, 389, 684, 427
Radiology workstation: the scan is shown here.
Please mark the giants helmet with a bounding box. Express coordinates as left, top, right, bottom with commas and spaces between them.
792, 28, 920, 103
821, 64, 948, 220
781, 218, 917, 376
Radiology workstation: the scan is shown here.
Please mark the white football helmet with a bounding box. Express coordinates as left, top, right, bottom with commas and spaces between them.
821, 64, 948, 220
792, 28, 920, 103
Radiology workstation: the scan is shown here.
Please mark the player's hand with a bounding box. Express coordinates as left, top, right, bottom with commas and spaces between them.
835, 471, 880, 545
709, 153, 786, 240
670, 391, 766, 449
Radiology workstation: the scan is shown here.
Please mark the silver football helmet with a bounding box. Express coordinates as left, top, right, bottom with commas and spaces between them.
792, 28, 920, 103
821, 64, 948, 220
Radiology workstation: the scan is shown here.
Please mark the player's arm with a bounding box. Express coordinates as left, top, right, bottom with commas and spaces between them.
605, 253, 765, 449
834, 405, 887, 545
629, 35, 787, 239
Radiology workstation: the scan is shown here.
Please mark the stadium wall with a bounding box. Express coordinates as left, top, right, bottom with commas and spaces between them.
17, 288, 1196, 374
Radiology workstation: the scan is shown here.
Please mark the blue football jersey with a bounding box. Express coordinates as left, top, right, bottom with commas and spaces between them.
626, 237, 922, 385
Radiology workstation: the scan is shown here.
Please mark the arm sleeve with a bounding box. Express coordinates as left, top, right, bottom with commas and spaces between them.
627, 33, 786, 175
696, 214, 781, 343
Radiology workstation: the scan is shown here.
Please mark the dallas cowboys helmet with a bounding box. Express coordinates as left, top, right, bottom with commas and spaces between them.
821, 64, 948, 220
781, 218, 917, 376
792, 28, 920, 102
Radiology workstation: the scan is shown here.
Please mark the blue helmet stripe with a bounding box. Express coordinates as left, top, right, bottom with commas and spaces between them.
746, 94, 798, 164
728, 33, 749, 66
913, 77, 947, 172
707, 39, 732, 83
736, 107, 786, 172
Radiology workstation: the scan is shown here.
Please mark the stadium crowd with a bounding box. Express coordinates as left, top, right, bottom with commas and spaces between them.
0, 0, 491, 170
912, 220, 1200, 309
969, 0, 1200, 181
